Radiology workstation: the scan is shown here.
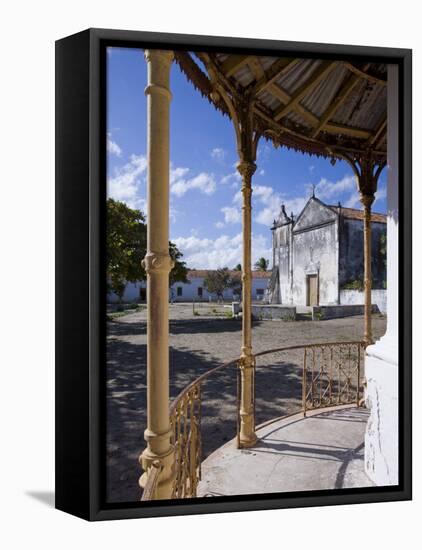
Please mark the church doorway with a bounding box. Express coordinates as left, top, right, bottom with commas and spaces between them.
306, 274, 318, 306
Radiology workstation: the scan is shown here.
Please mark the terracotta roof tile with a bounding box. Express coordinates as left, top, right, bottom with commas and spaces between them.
329, 205, 386, 223
187, 269, 270, 279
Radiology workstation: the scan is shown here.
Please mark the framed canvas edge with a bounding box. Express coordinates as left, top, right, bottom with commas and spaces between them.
56, 27, 412, 522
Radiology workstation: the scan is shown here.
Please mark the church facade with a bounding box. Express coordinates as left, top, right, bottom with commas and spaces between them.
267, 195, 387, 307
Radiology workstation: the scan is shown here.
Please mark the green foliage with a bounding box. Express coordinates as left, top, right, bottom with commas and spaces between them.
314, 310, 324, 321
203, 268, 232, 301
233, 263, 242, 271
107, 198, 189, 299
281, 311, 296, 322
254, 257, 269, 271
107, 198, 146, 300
341, 279, 364, 291
228, 271, 242, 297
169, 241, 189, 287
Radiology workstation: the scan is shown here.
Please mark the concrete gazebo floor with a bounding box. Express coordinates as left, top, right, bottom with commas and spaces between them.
197, 406, 373, 497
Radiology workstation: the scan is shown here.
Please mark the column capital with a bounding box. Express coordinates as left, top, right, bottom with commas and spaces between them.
144, 49, 174, 65
237, 159, 257, 180
360, 193, 375, 209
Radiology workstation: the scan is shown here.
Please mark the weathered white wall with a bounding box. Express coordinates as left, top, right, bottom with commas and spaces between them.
107, 282, 143, 303
340, 289, 387, 314
274, 223, 292, 304
364, 64, 399, 486
107, 275, 270, 303
292, 222, 339, 305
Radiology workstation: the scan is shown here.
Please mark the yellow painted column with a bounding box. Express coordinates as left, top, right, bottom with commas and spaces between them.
139, 49, 175, 500
237, 159, 258, 447
360, 193, 375, 345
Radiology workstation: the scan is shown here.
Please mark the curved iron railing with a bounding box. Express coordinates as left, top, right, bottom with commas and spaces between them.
254, 341, 365, 425
140, 460, 162, 501
169, 359, 239, 499
142, 340, 366, 500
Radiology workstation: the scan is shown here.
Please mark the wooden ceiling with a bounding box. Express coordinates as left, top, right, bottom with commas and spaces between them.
175, 51, 387, 161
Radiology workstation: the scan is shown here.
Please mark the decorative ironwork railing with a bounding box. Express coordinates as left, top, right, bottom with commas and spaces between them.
140, 460, 162, 501
254, 341, 365, 426
169, 359, 238, 499
142, 341, 365, 500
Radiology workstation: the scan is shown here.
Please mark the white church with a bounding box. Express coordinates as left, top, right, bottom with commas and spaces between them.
266, 194, 387, 313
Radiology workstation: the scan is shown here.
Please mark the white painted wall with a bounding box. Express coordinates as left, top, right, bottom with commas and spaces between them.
107, 275, 270, 303
292, 223, 339, 305
364, 64, 399, 486
340, 289, 387, 314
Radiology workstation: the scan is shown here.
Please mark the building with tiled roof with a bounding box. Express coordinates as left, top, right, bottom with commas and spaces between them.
267, 195, 387, 310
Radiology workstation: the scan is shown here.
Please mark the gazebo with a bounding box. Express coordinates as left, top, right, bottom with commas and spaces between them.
138, 49, 398, 500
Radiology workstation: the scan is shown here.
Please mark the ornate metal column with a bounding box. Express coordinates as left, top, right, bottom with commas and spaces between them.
139, 49, 175, 499
342, 152, 385, 345
212, 84, 260, 447
360, 190, 375, 344
237, 157, 258, 447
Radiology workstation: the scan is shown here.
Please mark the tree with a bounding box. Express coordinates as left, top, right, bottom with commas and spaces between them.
229, 271, 242, 299
233, 263, 242, 271
254, 257, 269, 271
169, 241, 189, 287
107, 198, 147, 300
107, 198, 189, 300
203, 268, 232, 302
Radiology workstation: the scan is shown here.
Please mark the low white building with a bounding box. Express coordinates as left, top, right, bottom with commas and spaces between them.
107, 269, 271, 303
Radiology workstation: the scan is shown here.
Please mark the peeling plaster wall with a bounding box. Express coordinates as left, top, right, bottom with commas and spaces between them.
364, 359, 398, 485
292, 222, 339, 305
340, 289, 387, 313
273, 223, 292, 304
364, 64, 399, 486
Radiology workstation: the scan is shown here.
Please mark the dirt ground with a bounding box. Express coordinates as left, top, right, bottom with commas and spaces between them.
106, 303, 386, 503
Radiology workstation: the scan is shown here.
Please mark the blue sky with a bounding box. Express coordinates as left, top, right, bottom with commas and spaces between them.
107, 47, 387, 270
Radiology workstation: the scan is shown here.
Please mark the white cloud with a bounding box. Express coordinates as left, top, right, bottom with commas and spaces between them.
107, 133, 122, 157
170, 167, 216, 197
343, 192, 361, 208
220, 171, 241, 187
253, 184, 276, 205
374, 186, 387, 207
173, 232, 272, 270
170, 166, 189, 184
215, 221, 225, 229
309, 175, 357, 202
107, 154, 147, 209
210, 147, 226, 162
343, 184, 387, 210
221, 206, 241, 224
257, 142, 271, 162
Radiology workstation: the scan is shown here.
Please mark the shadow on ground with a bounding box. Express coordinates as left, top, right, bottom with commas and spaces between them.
107, 320, 302, 504
106, 314, 386, 504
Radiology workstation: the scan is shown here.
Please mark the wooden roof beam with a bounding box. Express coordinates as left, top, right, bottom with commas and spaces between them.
344, 62, 387, 86
252, 58, 300, 96
274, 61, 337, 121
324, 123, 371, 140
366, 117, 387, 148
267, 83, 320, 127
311, 72, 361, 138
220, 55, 254, 77
247, 57, 265, 80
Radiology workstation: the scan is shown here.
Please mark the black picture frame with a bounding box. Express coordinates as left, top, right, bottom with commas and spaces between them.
55, 28, 412, 521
